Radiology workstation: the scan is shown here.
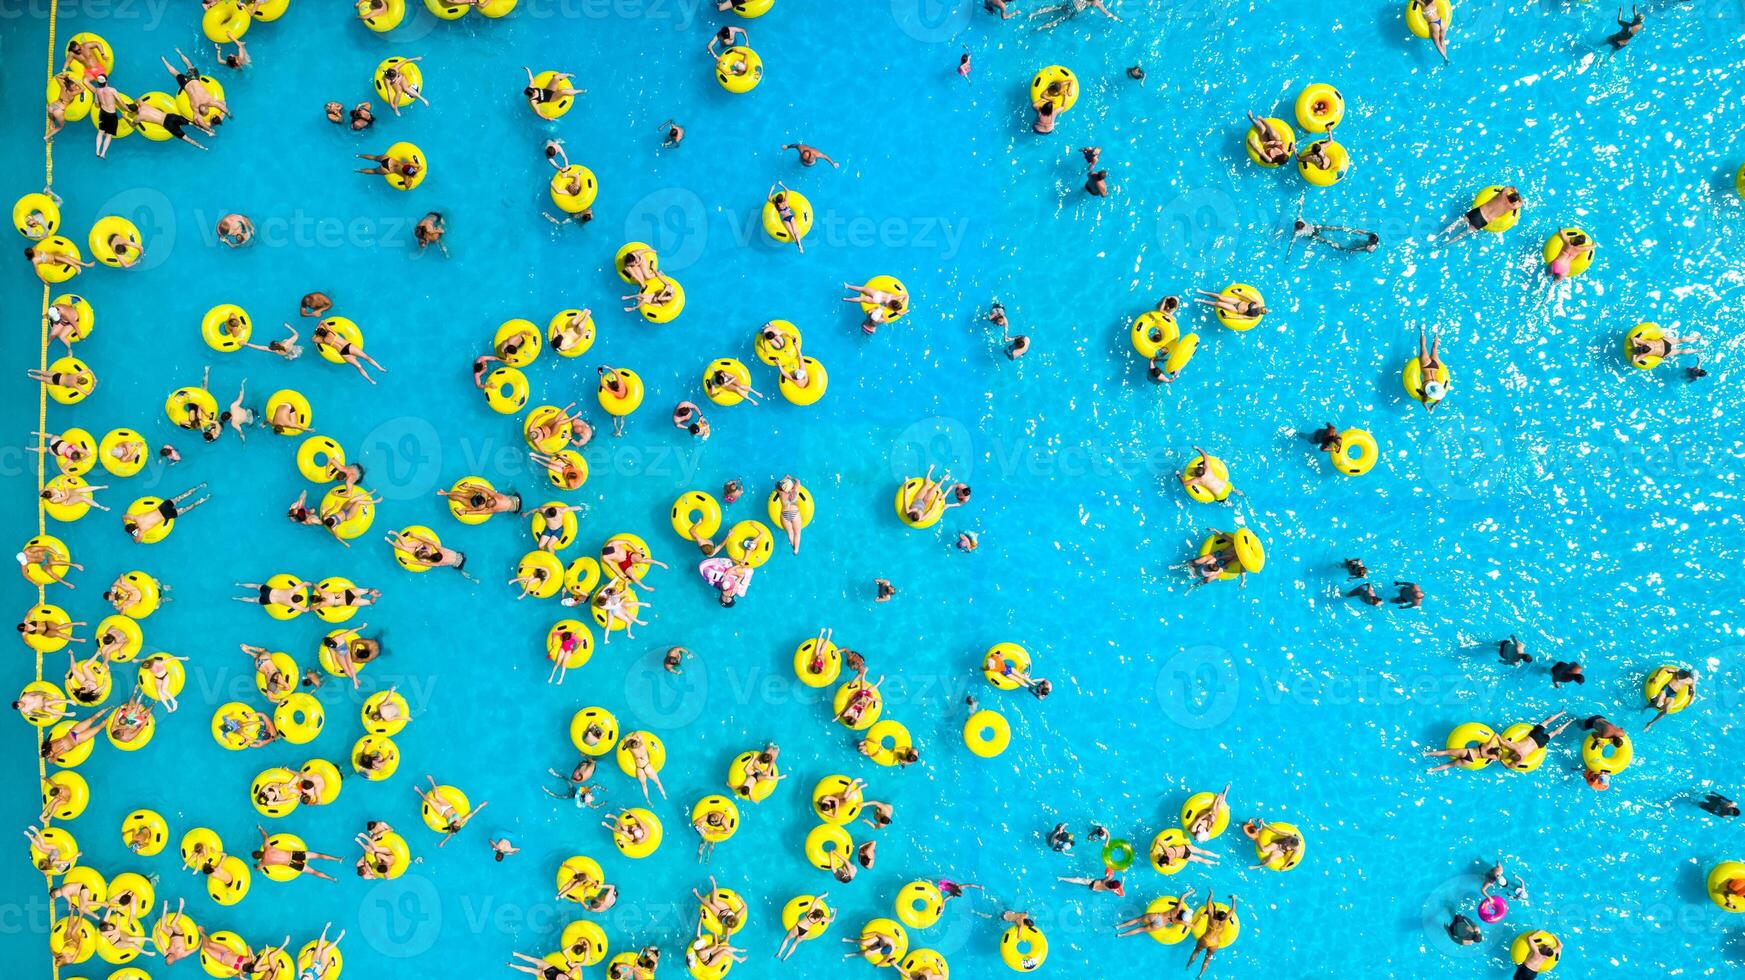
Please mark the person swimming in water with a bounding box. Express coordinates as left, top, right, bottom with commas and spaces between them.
656, 118, 685, 147
1498, 635, 1532, 665
781, 142, 840, 168
1031, 0, 1121, 29
1291, 216, 1380, 255
1392, 581, 1424, 608
1605, 6, 1644, 49
1645, 668, 1694, 729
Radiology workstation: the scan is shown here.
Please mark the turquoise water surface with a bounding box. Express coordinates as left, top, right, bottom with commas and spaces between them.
5, 1, 1745, 978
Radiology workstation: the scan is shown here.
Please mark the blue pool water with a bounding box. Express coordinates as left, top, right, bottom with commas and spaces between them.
5, 1, 1745, 978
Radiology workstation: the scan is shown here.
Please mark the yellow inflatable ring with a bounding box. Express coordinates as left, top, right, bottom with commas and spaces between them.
383, 141, 428, 191
703, 357, 754, 406
42, 770, 89, 819
87, 215, 142, 268
862, 720, 913, 767
1180, 792, 1231, 840
1180, 453, 1232, 503
564, 556, 603, 602
857, 918, 908, 967
1402, 355, 1451, 404
895, 881, 943, 929
32, 235, 85, 283
43, 355, 96, 404
1244, 116, 1297, 167
315, 315, 365, 365
1643, 664, 1694, 713
804, 822, 854, 871
612, 808, 664, 858
811, 774, 864, 825
491, 318, 542, 369
419, 784, 471, 833
724, 520, 775, 567
1214, 283, 1265, 331
1469, 185, 1519, 233
983, 642, 1031, 691
1443, 721, 1497, 771
250, 767, 301, 818
274, 691, 325, 744
202, 1, 252, 43
755, 318, 802, 365
794, 636, 840, 688
894, 477, 947, 529
1510, 931, 1561, 972
778, 356, 829, 405
1406, 0, 1453, 39
265, 389, 312, 435
352, 734, 401, 780
858, 274, 910, 322
1581, 732, 1633, 774
1330, 428, 1378, 476
548, 308, 596, 357
97, 428, 147, 478
727, 0, 773, 15
692, 794, 741, 843
1130, 310, 1179, 358
1542, 228, 1595, 277
715, 47, 764, 93
549, 165, 598, 214
254, 650, 299, 701
964, 709, 1011, 758
570, 706, 620, 756
20, 536, 73, 587
22, 603, 74, 653
482, 366, 530, 414
357, 0, 408, 32
372, 57, 423, 109
559, 920, 607, 966
1707, 862, 1745, 912
362, 689, 411, 735
48, 292, 94, 343
16, 680, 69, 727
174, 76, 226, 127
1294, 83, 1344, 132
637, 277, 687, 323
201, 303, 251, 352
261, 572, 311, 620
1254, 821, 1305, 871
615, 730, 667, 778
1144, 896, 1193, 945
528, 70, 575, 119
598, 368, 645, 416
321, 481, 375, 533
531, 500, 580, 550
1000, 923, 1049, 972
1297, 138, 1351, 187
1191, 903, 1241, 945
210, 701, 265, 750
14, 192, 59, 239
762, 190, 812, 243
425, 0, 471, 17
42, 474, 94, 522
138, 652, 186, 703
615, 241, 659, 283
1498, 722, 1546, 773
297, 436, 347, 483
670, 490, 723, 541
299, 759, 343, 805
1625, 322, 1666, 370
1030, 65, 1079, 111
727, 749, 779, 803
